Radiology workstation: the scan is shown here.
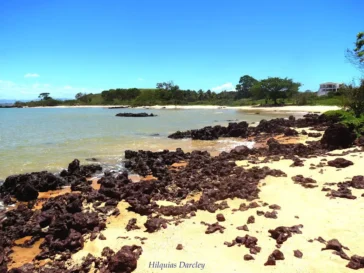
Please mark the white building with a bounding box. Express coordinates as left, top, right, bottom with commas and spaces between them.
317, 82, 343, 96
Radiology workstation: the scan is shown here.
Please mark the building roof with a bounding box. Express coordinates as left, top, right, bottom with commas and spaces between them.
320, 82, 342, 85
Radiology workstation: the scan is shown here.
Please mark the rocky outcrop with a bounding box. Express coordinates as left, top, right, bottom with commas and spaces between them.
321, 124, 356, 150
327, 158, 354, 168
106, 245, 143, 273
116, 113, 156, 117
168, 122, 249, 140
0, 160, 102, 202
0, 172, 66, 201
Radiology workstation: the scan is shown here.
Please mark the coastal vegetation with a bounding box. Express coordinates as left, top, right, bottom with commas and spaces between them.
13, 78, 340, 107
11, 32, 364, 109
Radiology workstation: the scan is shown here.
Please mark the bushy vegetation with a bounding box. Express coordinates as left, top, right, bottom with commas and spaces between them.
323, 109, 364, 136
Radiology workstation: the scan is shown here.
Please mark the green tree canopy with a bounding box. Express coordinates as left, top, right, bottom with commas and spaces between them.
340, 80, 364, 117
38, 93, 51, 100
235, 75, 258, 99
346, 31, 364, 73
251, 77, 301, 104
156, 81, 179, 91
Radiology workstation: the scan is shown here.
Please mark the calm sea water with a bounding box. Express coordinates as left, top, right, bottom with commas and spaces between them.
0, 107, 288, 180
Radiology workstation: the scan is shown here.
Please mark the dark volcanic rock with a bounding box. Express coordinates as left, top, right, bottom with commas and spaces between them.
327, 158, 353, 168
247, 216, 255, 224
116, 112, 156, 117
216, 213, 225, 222
264, 211, 278, 219
294, 250, 303, 258
356, 136, 364, 147
350, 176, 364, 189
308, 132, 322, 138
347, 255, 364, 270
268, 204, 281, 210
144, 217, 168, 233
284, 128, 299, 136
264, 249, 285, 266
202, 222, 226, 234
291, 175, 317, 188
268, 225, 303, 244
237, 225, 249, 231
106, 245, 143, 273
61, 159, 102, 179
176, 244, 183, 250
126, 218, 140, 231
244, 254, 254, 261
326, 184, 357, 200
321, 124, 356, 150
0, 171, 66, 201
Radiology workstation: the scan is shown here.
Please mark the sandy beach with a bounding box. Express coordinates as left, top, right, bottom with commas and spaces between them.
31, 105, 341, 114
66, 134, 364, 273
1, 113, 364, 273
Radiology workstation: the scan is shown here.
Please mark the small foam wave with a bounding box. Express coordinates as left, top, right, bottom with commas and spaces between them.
217, 139, 255, 150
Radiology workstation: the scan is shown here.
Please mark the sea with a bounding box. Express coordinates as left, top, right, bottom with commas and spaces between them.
0, 107, 289, 181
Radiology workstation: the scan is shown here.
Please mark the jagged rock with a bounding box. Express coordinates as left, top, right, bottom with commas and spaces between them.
247, 216, 255, 224
347, 255, 364, 270
144, 217, 168, 233
327, 158, 353, 168
308, 132, 322, 138
268, 225, 303, 244
244, 254, 254, 261
116, 112, 156, 117
291, 175, 317, 188
201, 222, 226, 234
216, 213, 225, 222
264, 249, 285, 266
126, 218, 141, 231
284, 128, 299, 136
321, 124, 356, 150
106, 245, 143, 273
0, 172, 66, 201
294, 250, 303, 258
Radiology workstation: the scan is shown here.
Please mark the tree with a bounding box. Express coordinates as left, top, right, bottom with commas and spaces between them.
340, 80, 364, 117
75, 92, 86, 100
293, 90, 317, 105
235, 75, 258, 99
38, 93, 51, 100
346, 31, 364, 73
251, 77, 301, 105
156, 81, 179, 91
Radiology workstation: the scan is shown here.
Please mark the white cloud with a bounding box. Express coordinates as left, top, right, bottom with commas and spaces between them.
137, 78, 144, 81
211, 82, 235, 92
24, 73, 40, 78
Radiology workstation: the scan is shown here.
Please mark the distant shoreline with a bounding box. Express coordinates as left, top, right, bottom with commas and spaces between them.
27, 105, 340, 114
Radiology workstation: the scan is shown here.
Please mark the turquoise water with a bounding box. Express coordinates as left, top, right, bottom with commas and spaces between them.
0, 107, 288, 179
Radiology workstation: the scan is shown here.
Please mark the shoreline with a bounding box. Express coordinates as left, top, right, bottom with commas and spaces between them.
26, 105, 340, 114
1, 114, 364, 272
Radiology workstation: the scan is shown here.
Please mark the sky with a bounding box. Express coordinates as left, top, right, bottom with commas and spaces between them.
0, 0, 363, 100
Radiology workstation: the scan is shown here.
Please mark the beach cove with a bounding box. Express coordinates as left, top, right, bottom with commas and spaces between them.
1, 106, 364, 273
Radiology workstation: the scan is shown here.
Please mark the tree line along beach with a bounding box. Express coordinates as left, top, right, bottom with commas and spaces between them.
1, 105, 364, 273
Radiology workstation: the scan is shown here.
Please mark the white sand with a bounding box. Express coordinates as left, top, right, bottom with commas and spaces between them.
31, 105, 340, 114
70, 147, 364, 273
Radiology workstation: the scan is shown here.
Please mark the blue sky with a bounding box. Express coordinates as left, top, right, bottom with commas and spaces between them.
0, 0, 363, 100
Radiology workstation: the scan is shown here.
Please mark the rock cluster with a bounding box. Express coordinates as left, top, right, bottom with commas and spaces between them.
116, 112, 156, 117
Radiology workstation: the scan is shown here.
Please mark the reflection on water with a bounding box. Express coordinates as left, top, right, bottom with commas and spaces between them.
0, 108, 289, 179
